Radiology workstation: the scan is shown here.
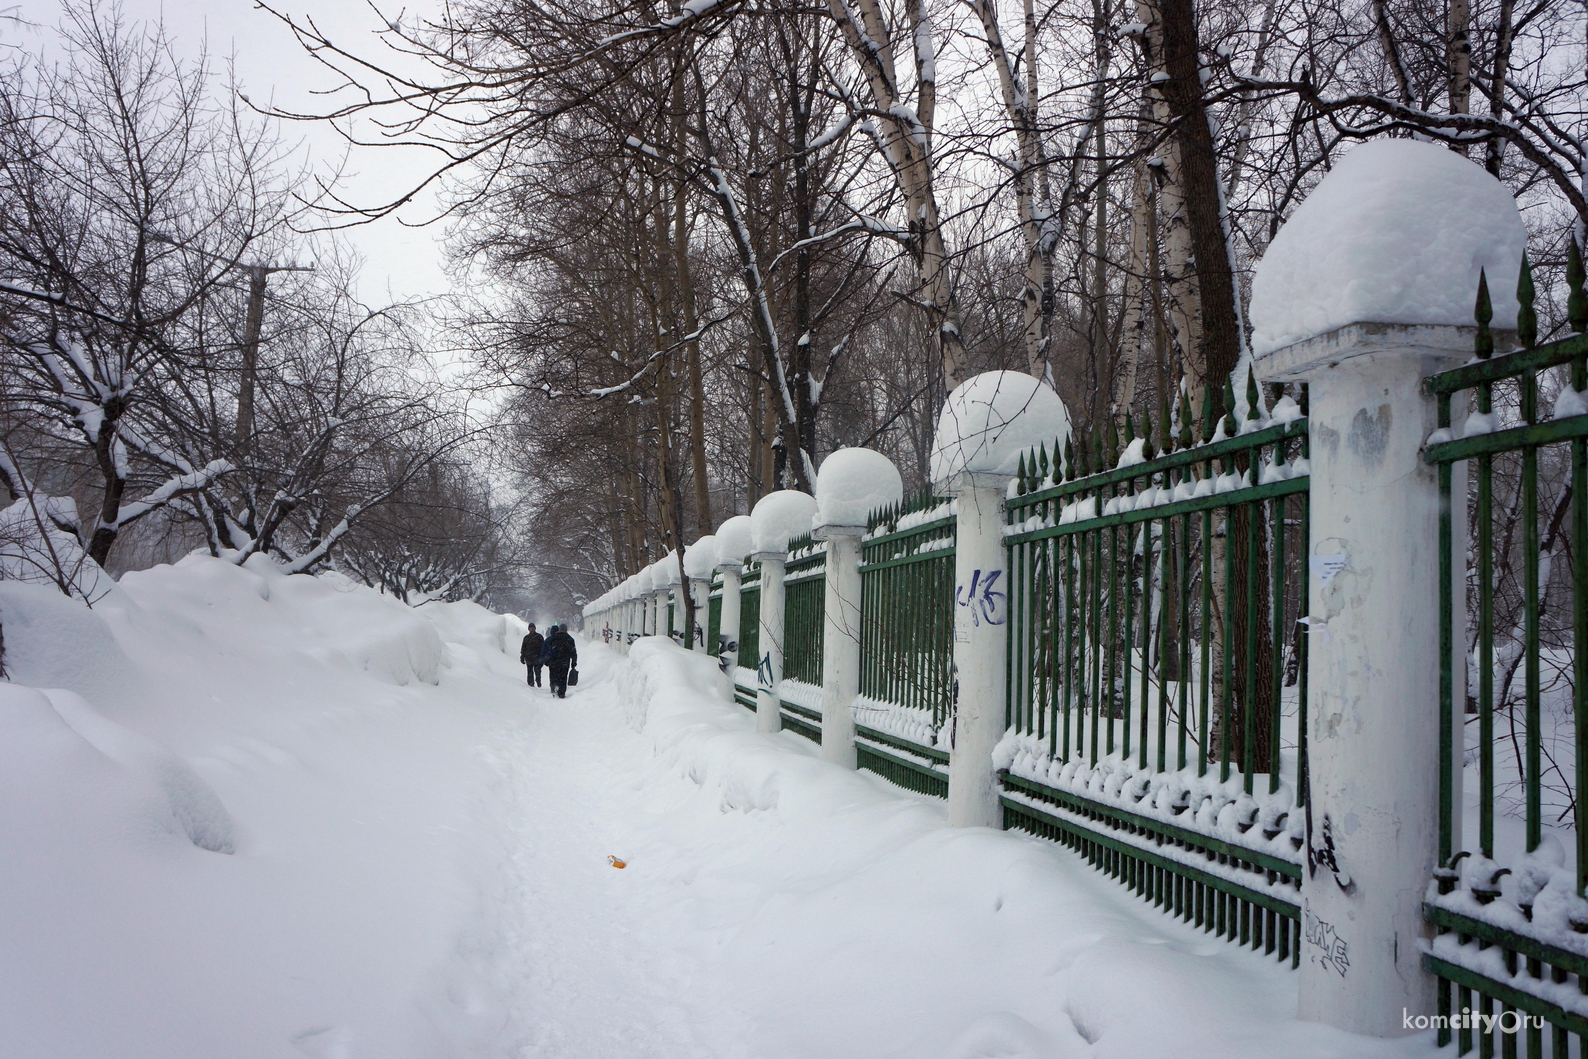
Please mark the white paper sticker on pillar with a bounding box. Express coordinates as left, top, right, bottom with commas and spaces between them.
1297, 616, 1330, 644
1311, 553, 1347, 586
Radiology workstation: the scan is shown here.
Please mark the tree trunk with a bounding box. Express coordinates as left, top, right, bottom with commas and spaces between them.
971, 0, 1054, 380
1156, 0, 1242, 391
674, 180, 713, 533
1136, 1, 1203, 398
1484, 0, 1515, 176
1448, 0, 1472, 118
826, 0, 967, 390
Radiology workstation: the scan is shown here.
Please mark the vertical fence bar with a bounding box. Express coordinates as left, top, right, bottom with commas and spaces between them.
1520, 366, 1541, 855
1221, 503, 1235, 784
1200, 506, 1213, 778
1478, 381, 1495, 859
1158, 512, 1172, 774
1298, 403, 1310, 808
1438, 392, 1455, 871
1576, 346, 1588, 898
1244, 497, 1259, 795
1269, 483, 1285, 795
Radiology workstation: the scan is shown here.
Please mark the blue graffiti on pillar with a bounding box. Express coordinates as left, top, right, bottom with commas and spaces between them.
955, 568, 1006, 627
757, 651, 775, 691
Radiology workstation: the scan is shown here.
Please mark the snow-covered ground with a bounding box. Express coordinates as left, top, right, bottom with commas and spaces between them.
2, 556, 1442, 1057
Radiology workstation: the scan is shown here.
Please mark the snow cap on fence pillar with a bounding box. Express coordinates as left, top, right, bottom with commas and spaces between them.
635, 564, 654, 594
714, 515, 753, 570
929, 371, 1070, 489
1250, 138, 1526, 362
749, 490, 818, 556
659, 550, 681, 586
683, 536, 717, 580
813, 448, 903, 533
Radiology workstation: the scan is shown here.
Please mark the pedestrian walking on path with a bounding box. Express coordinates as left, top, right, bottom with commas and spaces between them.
520, 623, 544, 687
541, 624, 578, 699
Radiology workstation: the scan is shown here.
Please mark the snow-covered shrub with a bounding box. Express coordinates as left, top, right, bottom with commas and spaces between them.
0, 494, 112, 603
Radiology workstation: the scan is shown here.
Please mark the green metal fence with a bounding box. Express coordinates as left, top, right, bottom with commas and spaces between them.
783, 535, 826, 688
1423, 251, 1588, 1056
738, 563, 761, 681
707, 581, 722, 658
856, 491, 956, 796
1000, 375, 1311, 966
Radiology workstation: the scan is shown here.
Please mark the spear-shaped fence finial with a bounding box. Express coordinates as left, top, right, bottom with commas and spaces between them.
1160, 390, 1173, 455
1474, 268, 1494, 359
1517, 251, 1537, 349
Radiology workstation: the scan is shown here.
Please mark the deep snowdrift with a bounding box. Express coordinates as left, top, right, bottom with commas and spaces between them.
0, 556, 539, 1058
1, 556, 1438, 1057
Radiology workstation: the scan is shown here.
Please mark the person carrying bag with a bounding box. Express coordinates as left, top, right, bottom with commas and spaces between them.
540, 625, 579, 699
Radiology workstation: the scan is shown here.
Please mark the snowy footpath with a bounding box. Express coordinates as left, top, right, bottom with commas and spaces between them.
1, 557, 1439, 1058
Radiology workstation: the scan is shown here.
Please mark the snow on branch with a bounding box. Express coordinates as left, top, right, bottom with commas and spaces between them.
768, 215, 908, 273
108, 460, 234, 531
595, 0, 740, 49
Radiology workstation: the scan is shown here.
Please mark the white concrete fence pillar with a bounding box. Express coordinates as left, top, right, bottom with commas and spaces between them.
813, 448, 903, 770
942, 472, 1012, 827
688, 578, 709, 653
714, 515, 754, 704
748, 491, 818, 736
1248, 136, 1525, 1036
661, 552, 684, 646
716, 563, 743, 700
752, 551, 785, 733
814, 528, 861, 766
1260, 324, 1470, 1034
930, 372, 1070, 829
684, 536, 716, 654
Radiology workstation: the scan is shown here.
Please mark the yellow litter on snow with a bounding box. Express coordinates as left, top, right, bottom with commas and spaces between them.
607, 855, 627, 869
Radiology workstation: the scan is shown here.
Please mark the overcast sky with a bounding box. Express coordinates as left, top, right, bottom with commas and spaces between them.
15, 0, 457, 306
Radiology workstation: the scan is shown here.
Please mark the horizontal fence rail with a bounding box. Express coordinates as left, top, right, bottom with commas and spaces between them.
1000, 374, 1311, 966
1423, 256, 1588, 1055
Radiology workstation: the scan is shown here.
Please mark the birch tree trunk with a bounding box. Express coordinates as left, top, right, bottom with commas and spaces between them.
1113, 104, 1153, 417
827, 0, 967, 389
970, 0, 1054, 379
1089, 0, 1114, 427
1134, 1, 1203, 397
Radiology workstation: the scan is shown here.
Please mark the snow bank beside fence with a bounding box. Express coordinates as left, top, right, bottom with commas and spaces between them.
608, 637, 1436, 1059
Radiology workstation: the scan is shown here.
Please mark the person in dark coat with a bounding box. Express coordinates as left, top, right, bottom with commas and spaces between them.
541, 624, 578, 699
519, 623, 545, 687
